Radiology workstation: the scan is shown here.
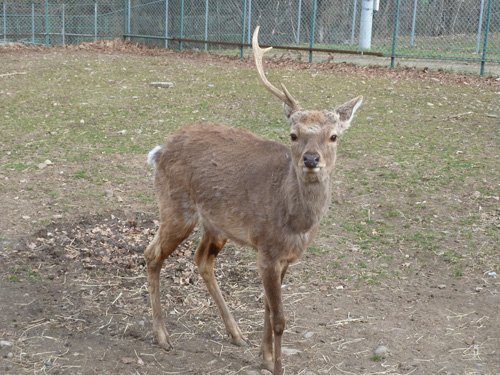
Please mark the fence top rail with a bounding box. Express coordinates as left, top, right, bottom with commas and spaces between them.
123, 34, 385, 58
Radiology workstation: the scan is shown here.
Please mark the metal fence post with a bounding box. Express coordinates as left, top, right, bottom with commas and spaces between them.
350, 0, 358, 45
179, 0, 184, 50
164, 0, 169, 48
480, 0, 492, 76
309, 0, 317, 63
32, 3, 35, 44
247, 0, 251, 45
390, 0, 401, 69
94, 2, 98, 42
44, 0, 49, 45
475, 0, 485, 54
62, 3, 65, 45
127, 0, 131, 41
3, 2, 6, 44
204, 0, 208, 51
409, 0, 417, 47
240, 0, 246, 58
296, 0, 302, 44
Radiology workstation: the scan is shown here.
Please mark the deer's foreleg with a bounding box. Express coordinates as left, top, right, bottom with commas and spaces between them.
259, 257, 288, 375
261, 262, 288, 371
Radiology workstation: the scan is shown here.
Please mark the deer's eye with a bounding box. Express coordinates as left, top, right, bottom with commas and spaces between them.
290, 133, 298, 142
330, 134, 337, 142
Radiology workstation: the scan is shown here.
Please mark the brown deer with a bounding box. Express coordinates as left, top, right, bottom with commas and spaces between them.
144, 26, 363, 374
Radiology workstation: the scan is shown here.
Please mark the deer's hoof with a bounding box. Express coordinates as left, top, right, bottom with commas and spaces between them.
156, 331, 173, 351
262, 359, 274, 373
231, 336, 249, 347
158, 340, 173, 351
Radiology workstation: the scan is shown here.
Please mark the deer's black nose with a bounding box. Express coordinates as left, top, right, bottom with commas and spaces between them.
303, 152, 320, 169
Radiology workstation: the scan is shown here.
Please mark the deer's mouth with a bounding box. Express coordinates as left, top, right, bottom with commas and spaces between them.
300, 162, 325, 173
303, 166, 321, 173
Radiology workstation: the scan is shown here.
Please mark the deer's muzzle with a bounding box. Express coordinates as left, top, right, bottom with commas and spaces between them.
303, 152, 321, 169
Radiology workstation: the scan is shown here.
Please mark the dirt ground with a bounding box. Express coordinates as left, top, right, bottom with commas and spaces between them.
0, 42, 499, 375
1, 212, 498, 375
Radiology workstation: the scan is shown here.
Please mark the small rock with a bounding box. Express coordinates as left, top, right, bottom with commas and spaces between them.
485, 271, 497, 278
475, 287, 482, 292
373, 345, 388, 358
437, 284, 446, 289
0, 340, 13, 349
335, 285, 344, 290
37, 160, 53, 169
7, 352, 13, 358
303, 331, 315, 339
121, 357, 135, 364
105, 189, 114, 198
282, 347, 301, 356
150, 81, 174, 88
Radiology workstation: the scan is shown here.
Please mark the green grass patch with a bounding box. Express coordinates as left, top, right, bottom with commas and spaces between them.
1, 49, 497, 282
3, 162, 31, 171
73, 170, 88, 179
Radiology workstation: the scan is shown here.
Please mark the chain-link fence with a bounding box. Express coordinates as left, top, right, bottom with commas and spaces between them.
1, 0, 498, 75
0, 0, 124, 45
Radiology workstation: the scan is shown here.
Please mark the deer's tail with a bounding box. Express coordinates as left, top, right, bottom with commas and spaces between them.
147, 145, 163, 169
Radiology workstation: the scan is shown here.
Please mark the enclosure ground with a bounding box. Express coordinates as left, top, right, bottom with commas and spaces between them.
0, 43, 499, 374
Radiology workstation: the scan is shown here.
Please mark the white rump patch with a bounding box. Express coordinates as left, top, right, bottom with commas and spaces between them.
147, 145, 162, 167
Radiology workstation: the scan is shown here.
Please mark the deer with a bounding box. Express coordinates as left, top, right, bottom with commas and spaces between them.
144, 26, 363, 374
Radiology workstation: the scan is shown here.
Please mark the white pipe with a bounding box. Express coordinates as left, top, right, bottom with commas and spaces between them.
359, 0, 374, 50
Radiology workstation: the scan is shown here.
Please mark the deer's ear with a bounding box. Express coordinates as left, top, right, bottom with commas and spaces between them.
283, 103, 298, 119
330, 96, 363, 134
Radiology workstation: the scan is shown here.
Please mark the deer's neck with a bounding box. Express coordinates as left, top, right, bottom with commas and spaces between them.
282, 168, 331, 233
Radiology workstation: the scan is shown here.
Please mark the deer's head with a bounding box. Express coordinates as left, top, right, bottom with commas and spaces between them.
253, 26, 363, 183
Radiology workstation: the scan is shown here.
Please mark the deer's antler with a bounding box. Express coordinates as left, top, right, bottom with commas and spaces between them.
252, 26, 300, 112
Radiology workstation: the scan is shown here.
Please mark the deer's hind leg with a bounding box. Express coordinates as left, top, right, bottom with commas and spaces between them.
194, 231, 247, 346
145, 202, 196, 350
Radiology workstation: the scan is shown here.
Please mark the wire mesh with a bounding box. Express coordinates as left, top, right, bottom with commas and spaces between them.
382, 0, 500, 61
0, 0, 124, 45
0, 0, 498, 75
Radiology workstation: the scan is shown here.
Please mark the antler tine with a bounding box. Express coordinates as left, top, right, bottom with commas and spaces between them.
252, 26, 300, 112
